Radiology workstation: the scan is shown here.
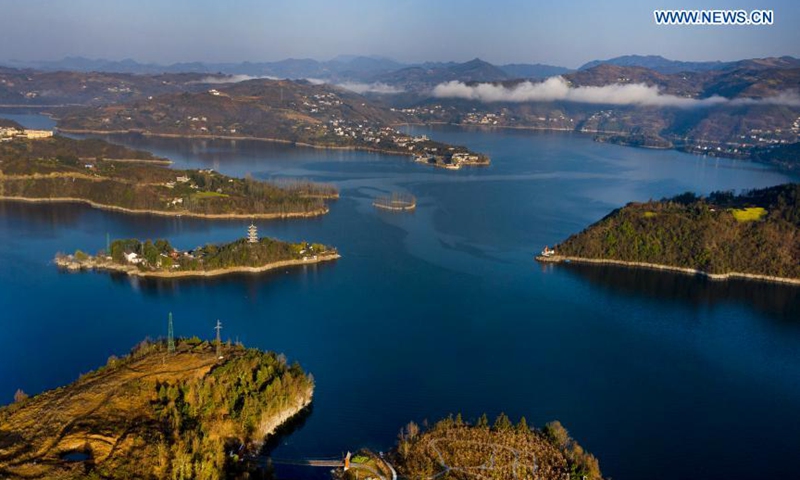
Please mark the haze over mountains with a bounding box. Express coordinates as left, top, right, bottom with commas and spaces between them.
7, 54, 799, 80
4, 54, 798, 96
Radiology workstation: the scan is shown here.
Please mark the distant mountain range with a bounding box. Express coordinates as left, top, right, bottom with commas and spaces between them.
579, 54, 800, 74
4, 54, 797, 93
1, 56, 569, 84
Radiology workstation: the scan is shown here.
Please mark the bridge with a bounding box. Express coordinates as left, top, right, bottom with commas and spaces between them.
250, 453, 397, 480
269, 457, 344, 468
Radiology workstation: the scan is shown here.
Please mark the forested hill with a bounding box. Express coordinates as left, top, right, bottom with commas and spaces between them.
0, 135, 337, 218
0, 339, 314, 479
555, 184, 800, 279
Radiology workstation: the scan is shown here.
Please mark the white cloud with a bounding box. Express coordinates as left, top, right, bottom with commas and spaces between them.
336, 82, 404, 94
199, 74, 277, 84
432, 77, 800, 108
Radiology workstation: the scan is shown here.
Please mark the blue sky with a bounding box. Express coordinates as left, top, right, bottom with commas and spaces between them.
1, 0, 798, 67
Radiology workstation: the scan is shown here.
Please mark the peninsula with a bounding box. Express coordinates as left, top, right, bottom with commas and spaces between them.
0, 134, 337, 218
537, 184, 800, 285
56, 234, 339, 278
55, 78, 490, 170
0, 338, 314, 479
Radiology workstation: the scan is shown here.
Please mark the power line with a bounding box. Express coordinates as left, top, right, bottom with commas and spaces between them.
167, 312, 175, 354
215, 320, 223, 359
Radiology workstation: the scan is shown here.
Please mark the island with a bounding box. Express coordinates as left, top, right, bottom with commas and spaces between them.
54, 78, 490, 170
0, 338, 314, 479
0, 134, 338, 219
338, 414, 602, 480
56, 232, 339, 278
373, 192, 416, 211
537, 183, 800, 285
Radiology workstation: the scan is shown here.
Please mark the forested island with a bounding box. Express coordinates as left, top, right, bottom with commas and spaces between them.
0, 338, 314, 479
0, 135, 337, 218
538, 183, 800, 284
56, 235, 339, 278
340, 414, 602, 480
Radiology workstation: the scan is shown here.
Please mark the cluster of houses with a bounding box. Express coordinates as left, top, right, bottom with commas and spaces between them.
123, 248, 192, 269
105, 85, 132, 93
0, 127, 53, 142
390, 105, 446, 116
462, 112, 500, 125
302, 92, 344, 113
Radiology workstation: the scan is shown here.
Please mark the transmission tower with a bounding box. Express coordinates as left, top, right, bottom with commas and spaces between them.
167, 312, 175, 354
215, 320, 223, 358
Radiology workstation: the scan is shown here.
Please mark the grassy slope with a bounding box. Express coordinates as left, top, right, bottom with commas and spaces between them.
556, 184, 800, 278
0, 339, 313, 479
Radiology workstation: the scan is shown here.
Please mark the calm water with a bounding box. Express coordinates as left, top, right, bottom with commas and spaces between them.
2, 113, 800, 480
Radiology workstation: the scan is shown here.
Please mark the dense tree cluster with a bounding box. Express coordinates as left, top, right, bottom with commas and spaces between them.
147, 345, 313, 480
557, 183, 800, 278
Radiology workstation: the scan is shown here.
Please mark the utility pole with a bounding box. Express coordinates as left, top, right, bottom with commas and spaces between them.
215, 320, 223, 359
167, 312, 175, 354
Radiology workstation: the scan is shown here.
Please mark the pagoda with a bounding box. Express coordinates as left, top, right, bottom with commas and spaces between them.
247, 222, 258, 243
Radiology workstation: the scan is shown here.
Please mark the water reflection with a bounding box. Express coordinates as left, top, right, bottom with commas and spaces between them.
560, 262, 800, 322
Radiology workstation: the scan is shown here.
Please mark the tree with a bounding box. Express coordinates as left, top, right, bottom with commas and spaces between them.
493, 412, 512, 431
143, 240, 159, 266
516, 416, 529, 433
14, 388, 28, 403
155, 239, 173, 254
476, 413, 488, 428
405, 421, 420, 440
543, 420, 570, 449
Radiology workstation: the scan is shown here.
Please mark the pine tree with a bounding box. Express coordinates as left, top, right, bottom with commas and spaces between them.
477, 413, 489, 428
516, 416, 530, 433
493, 412, 512, 431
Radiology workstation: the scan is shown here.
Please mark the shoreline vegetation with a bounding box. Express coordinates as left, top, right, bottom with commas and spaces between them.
0, 338, 314, 479
56, 236, 339, 279
537, 184, 800, 286
0, 135, 338, 219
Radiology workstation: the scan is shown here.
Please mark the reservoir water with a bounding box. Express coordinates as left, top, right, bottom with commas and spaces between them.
1, 113, 799, 479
